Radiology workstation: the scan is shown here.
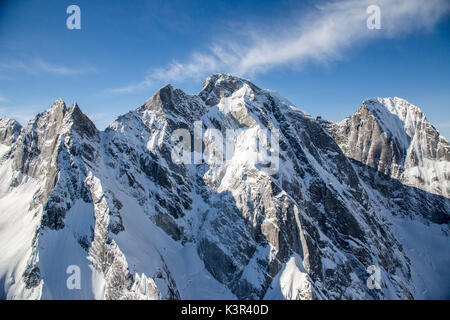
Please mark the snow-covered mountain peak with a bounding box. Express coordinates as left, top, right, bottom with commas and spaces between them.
139, 84, 206, 121
0, 116, 17, 126
325, 97, 450, 197
66, 103, 98, 139
23, 100, 97, 141
23, 99, 69, 135
200, 73, 261, 106
0, 117, 22, 146
362, 97, 431, 143
361, 97, 449, 155
26, 100, 66, 133
49, 98, 67, 113
364, 97, 424, 117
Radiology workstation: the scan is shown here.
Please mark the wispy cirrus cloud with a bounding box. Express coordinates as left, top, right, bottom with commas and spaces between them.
107, 78, 153, 94
0, 104, 40, 126
108, 0, 450, 94
0, 57, 96, 77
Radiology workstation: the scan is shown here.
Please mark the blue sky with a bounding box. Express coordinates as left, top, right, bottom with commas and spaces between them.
0, 0, 449, 138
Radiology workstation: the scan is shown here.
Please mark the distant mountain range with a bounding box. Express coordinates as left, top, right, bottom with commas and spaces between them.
0, 74, 448, 299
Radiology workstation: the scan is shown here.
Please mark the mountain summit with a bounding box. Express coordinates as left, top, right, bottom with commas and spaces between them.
0, 75, 449, 299
323, 97, 449, 197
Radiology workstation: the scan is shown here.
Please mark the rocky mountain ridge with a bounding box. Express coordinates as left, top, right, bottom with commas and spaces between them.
0, 74, 448, 300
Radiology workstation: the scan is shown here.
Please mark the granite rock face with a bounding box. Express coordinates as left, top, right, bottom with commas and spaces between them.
322, 97, 449, 197
0, 75, 449, 300
0, 117, 22, 146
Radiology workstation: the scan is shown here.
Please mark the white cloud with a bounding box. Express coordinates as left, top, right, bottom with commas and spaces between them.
106, 78, 153, 94
0, 105, 40, 126
87, 112, 108, 122
110, 0, 450, 93
0, 57, 95, 76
